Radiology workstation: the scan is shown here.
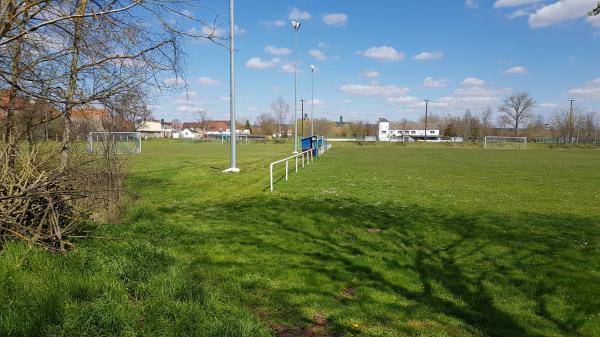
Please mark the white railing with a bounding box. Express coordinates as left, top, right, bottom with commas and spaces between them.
269, 148, 314, 192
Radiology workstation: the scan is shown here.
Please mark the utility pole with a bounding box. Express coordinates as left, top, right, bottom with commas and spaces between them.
224, 0, 239, 173
569, 99, 576, 147
424, 99, 430, 142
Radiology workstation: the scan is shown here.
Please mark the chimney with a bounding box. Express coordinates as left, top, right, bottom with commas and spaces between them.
339, 115, 343, 124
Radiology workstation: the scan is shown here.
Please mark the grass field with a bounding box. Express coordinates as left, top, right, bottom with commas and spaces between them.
1, 141, 599, 337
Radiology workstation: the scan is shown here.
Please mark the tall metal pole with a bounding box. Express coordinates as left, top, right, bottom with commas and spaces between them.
300, 99, 305, 137
224, 0, 239, 172
424, 99, 430, 142
311, 65, 314, 137
569, 99, 575, 145
292, 21, 301, 153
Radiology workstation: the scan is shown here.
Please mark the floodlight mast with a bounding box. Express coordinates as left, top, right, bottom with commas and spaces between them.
224, 0, 239, 173
310, 64, 315, 137
292, 20, 301, 153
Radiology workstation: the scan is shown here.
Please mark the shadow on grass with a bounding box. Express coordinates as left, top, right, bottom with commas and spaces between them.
149, 196, 599, 337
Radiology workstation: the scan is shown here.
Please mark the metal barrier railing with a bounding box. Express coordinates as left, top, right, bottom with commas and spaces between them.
269, 148, 314, 192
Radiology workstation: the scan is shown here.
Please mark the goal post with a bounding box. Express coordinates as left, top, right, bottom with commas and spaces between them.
88, 132, 142, 154
484, 136, 527, 149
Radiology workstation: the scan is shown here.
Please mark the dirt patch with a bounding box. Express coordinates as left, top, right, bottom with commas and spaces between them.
336, 286, 356, 300
313, 311, 329, 327
274, 326, 335, 337
367, 228, 382, 233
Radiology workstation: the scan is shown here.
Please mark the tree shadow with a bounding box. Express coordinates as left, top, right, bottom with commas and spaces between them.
147, 196, 599, 337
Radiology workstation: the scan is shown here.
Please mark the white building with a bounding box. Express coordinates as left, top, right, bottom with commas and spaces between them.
138, 119, 173, 138
180, 128, 198, 139
378, 118, 440, 141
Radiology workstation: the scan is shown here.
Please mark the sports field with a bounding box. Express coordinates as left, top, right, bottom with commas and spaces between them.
1, 141, 599, 337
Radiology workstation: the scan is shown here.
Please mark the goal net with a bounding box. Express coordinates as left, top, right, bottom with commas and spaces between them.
484, 136, 527, 149
87, 132, 142, 154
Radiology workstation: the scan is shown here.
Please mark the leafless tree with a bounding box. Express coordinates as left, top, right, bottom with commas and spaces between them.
256, 112, 276, 137
271, 96, 289, 138
480, 107, 494, 137
498, 92, 535, 136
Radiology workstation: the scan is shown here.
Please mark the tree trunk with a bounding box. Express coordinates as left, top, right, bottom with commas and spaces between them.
61, 0, 88, 168
5, 13, 24, 168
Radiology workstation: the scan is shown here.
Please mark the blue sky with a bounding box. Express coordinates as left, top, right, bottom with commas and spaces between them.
154, 0, 600, 123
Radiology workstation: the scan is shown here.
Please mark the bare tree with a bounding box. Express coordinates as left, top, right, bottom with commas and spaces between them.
480, 107, 494, 137
256, 112, 276, 137
498, 92, 535, 136
271, 96, 289, 139
195, 109, 208, 134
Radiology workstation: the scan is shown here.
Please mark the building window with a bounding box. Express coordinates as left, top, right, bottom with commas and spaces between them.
430, 131, 435, 134
411, 131, 416, 134
382, 131, 386, 134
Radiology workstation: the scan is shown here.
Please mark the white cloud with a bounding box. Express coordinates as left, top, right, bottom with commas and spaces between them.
462, 77, 486, 86
465, 0, 478, 8
362, 70, 380, 78
529, 0, 597, 28
317, 42, 329, 49
436, 78, 512, 109
234, 25, 246, 35
323, 13, 348, 26
310, 99, 326, 106
508, 9, 530, 19
197, 76, 221, 86
568, 78, 600, 100
423, 77, 450, 88
261, 20, 286, 28
494, 0, 538, 8
413, 50, 445, 61
200, 25, 224, 38
281, 63, 300, 74
245, 57, 281, 70
540, 103, 559, 108
309, 49, 327, 61
265, 45, 291, 55
340, 83, 410, 97
505, 66, 529, 74
289, 8, 311, 20
176, 105, 205, 113
164, 77, 185, 86
387, 96, 420, 104
361, 46, 405, 62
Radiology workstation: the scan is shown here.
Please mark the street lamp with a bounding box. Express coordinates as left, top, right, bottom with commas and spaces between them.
310, 64, 316, 137
292, 20, 301, 153
224, 0, 239, 173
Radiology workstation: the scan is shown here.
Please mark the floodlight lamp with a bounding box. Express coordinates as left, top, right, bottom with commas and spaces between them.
291, 20, 301, 30
310, 64, 315, 71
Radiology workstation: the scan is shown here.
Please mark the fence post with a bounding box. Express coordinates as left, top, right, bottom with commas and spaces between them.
285, 160, 288, 181
270, 163, 274, 192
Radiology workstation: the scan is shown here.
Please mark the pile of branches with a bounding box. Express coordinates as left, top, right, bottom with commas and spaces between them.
0, 142, 123, 252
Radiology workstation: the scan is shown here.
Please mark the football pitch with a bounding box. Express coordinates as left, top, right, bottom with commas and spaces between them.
1, 141, 599, 337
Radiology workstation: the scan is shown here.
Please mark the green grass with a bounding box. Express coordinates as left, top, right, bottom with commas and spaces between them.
1, 140, 599, 337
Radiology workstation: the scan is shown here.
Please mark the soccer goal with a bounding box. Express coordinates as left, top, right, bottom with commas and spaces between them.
87, 132, 142, 154
484, 136, 527, 149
